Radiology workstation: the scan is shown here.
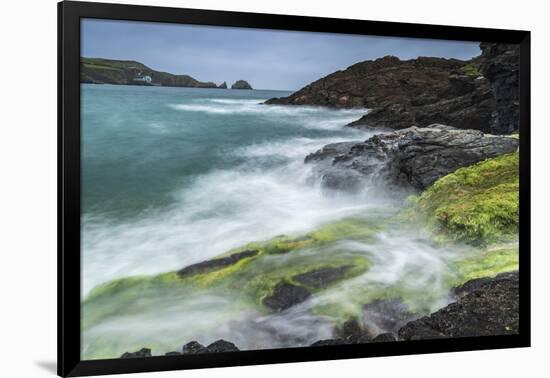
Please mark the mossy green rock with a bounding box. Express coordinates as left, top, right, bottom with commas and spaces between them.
406, 151, 519, 244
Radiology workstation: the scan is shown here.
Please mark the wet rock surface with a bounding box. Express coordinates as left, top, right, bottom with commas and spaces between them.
262, 282, 311, 311
398, 271, 519, 340
363, 299, 417, 335
306, 125, 518, 191
292, 265, 352, 289
177, 249, 259, 277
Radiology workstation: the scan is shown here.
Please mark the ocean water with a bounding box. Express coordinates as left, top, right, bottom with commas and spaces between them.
81, 85, 481, 358
82, 84, 375, 295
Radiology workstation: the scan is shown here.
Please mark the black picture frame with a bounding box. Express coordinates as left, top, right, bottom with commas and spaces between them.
58, 1, 531, 376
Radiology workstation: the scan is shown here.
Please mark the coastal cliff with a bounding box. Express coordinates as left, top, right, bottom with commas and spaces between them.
265, 43, 520, 134
80, 57, 221, 88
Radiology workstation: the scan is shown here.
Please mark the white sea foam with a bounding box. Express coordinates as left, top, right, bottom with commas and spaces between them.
169, 98, 368, 131
82, 92, 467, 357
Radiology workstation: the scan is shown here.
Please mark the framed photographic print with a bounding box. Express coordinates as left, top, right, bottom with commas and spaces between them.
58, 1, 531, 376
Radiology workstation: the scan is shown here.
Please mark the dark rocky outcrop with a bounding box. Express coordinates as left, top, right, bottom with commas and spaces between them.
80, 57, 219, 88
120, 348, 152, 358
265, 55, 496, 132
262, 282, 311, 311
292, 265, 352, 289
218, 81, 228, 89
231, 80, 253, 89
305, 125, 518, 191
480, 43, 520, 134
177, 249, 259, 277
398, 272, 519, 340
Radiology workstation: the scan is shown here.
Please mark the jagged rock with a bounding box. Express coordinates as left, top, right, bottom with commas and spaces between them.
181, 341, 208, 354
262, 282, 311, 311
205, 340, 240, 353
372, 333, 397, 342
305, 125, 518, 191
218, 81, 228, 89
398, 272, 519, 340
231, 80, 252, 89
177, 249, 259, 277
480, 43, 520, 134
120, 348, 151, 358
292, 265, 352, 289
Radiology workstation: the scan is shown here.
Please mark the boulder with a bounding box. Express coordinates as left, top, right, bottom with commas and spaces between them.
231, 80, 252, 89
218, 81, 228, 89
205, 340, 240, 353
181, 341, 208, 354
480, 43, 520, 134
262, 282, 311, 311
398, 271, 519, 340
305, 125, 518, 191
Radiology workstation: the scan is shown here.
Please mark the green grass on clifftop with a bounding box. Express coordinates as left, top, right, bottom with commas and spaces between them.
405, 151, 519, 245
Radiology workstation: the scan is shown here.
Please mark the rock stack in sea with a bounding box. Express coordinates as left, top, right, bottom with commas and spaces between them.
231, 80, 253, 89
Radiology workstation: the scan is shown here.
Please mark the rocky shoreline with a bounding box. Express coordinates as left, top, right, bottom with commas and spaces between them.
86, 42, 521, 360
265, 43, 519, 135
121, 271, 518, 357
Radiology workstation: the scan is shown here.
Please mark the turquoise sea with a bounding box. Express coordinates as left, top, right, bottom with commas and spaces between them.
81, 84, 487, 359
81, 84, 372, 295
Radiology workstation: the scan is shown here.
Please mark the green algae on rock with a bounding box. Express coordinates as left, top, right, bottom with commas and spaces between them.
405, 151, 519, 245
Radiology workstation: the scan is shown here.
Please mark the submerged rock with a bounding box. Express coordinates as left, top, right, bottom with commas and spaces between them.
305, 125, 518, 191
177, 249, 259, 277
231, 80, 252, 89
363, 299, 417, 335
262, 282, 311, 311
480, 43, 520, 134
292, 265, 352, 289
398, 271, 519, 340
120, 348, 152, 358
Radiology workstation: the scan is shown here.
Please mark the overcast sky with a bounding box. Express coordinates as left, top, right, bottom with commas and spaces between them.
81, 19, 481, 91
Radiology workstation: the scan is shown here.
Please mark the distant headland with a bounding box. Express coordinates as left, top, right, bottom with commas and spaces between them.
80, 57, 252, 89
